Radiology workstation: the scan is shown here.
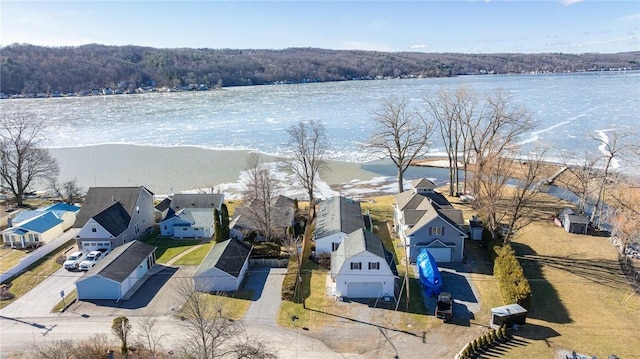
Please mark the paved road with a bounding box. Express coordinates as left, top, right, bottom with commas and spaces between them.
243, 266, 287, 324
0, 315, 345, 358
0, 264, 84, 318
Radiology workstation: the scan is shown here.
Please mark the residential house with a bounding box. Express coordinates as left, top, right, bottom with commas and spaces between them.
1, 203, 80, 248
154, 197, 172, 222
230, 195, 295, 241
314, 196, 371, 254
75, 240, 157, 300
193, 238, 252, 292
330, 229, 398, 299
160, 208, 214, 238
159, 193, 224, 238
393, 179, 467, 263
73, 187, 155, 252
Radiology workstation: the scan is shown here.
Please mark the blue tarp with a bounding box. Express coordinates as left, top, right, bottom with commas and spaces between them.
416, 248, 443, 297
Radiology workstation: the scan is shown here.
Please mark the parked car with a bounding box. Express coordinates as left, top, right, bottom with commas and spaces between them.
435, 292, 453, 322
63, 251, 84, 270
79, 250, 103, 271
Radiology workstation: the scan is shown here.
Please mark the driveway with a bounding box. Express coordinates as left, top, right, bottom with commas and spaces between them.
422, 263, 482, 325
0, 265, 84, 318
243, 266, 286, 324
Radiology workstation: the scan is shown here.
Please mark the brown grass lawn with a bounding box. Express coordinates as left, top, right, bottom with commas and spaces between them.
445, 189, 640, 358
0, 248, 27, 273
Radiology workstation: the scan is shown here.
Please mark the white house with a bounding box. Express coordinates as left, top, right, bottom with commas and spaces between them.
73, 187, 155, 252
330, 229, 398, 299
394, 179, 467, 263
159, 193, 224, 239
193, 238, 252, 292
75, 240, 157, 300
160, 208, 215, 238
314, 196, 370, 254
1, 203, 80, 248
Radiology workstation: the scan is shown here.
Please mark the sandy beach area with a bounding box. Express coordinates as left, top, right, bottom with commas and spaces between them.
48, 144, 381, 198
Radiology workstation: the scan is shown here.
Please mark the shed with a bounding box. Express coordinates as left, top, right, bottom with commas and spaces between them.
75, 241, 157, 300
193, 239, 252, 292
564, 214, 589, 234
490, 303, 527, 329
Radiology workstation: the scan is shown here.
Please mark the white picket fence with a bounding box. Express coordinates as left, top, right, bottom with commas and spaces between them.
0, 229, 78, 284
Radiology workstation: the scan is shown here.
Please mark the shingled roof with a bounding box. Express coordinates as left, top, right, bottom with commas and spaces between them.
315, 196, 365, 239
74, 187, 152, 229
331, 229, 397, 277
170, 194, 224, 211
195, 239, 252, 278
89, 241, 156, 283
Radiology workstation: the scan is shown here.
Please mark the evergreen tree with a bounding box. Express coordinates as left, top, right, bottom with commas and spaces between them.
214, 208, 224, 242
220, 203, 230, 240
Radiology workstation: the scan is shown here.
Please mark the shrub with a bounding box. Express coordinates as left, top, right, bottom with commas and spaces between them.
281, 256, 299, 301
493, 244, 532, 309
316, 252, 331, 269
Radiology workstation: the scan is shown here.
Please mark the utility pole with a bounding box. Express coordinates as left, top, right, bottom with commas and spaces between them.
405, 245, 410, 310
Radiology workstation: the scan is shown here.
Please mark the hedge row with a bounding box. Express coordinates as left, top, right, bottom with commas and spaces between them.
457, 326, 510, 359
493, 244, 532, 309
281, 255, 299, 301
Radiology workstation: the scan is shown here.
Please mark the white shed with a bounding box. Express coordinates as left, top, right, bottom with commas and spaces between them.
194, 239, 252, 292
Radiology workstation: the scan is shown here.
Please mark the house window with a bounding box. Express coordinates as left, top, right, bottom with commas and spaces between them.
135, 223, 140, 233
91, 225, 97, 233
350, 262, 362, 270
183, 227, 188, 231
431, 226, 443, 236
332, 242, 340, 251
164, 225, 168, 230
368, 262, 380, 270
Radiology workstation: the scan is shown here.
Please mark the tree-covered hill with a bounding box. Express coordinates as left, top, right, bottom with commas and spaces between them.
1, 43, 638, 95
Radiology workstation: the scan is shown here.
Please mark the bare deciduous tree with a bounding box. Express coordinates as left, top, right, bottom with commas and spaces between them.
559, 151, 600, 214
426, 87, 478, 196
464, 91, 534, 208
240, 153, 283, 241
135, 316, 166, 358
285, 120, 329, 206
50, 178, 83, 204
0, 111, 59, 207
174, 275, 242, 359
589, 130, 637, 228
367, 97, 435, 193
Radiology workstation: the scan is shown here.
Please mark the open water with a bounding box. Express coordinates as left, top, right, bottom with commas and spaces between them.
2, 71, 639, 170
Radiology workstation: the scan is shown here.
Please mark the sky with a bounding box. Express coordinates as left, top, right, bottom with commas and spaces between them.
1, 1, 639, 54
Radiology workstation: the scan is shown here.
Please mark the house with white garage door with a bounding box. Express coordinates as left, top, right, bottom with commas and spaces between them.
331, 229, 398, 299
393, 179, 467, 263
73, 187, 155, 253
75, 240, 157, 300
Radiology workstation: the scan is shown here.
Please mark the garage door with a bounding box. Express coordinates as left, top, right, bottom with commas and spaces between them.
81, 241, 111, 252
347, 282, 383, 298
426, 247, 452, 263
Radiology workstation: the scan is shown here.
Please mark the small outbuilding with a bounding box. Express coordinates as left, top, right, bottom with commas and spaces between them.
193, 239, 252, 292
75, 241, 157, 300
490, 303, 528, 329
559, 208, 589, 234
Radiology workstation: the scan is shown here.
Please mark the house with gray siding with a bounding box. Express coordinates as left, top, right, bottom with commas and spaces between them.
74, 187, 155, 253
394, 179, 467, 263
193, 238, 252, 292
